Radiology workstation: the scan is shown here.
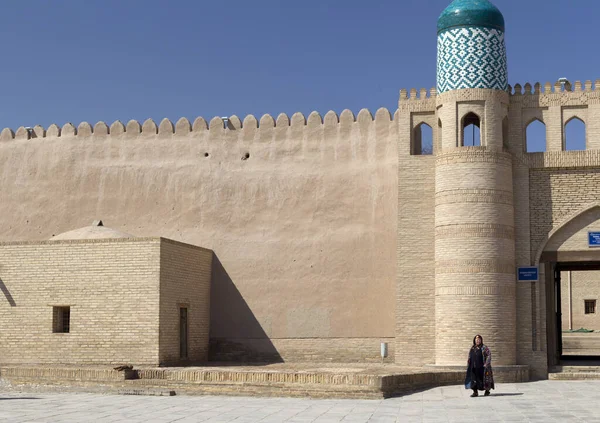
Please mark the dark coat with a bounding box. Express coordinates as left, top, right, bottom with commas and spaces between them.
465, 344, 495, 391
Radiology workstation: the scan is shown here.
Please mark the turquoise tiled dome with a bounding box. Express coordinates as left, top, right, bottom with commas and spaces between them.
437, 0, 505, 33
436, 0, 508, 93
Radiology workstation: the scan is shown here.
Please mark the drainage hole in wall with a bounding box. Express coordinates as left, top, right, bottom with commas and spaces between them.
204, 152, 209, 157
242, 152, 250, 160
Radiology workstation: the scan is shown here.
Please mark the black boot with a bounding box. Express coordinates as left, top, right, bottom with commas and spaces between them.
470, 390, 478, 397
484, 390, 490, 396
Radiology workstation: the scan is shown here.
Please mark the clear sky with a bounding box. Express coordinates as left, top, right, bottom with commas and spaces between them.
0, 0, 595, 133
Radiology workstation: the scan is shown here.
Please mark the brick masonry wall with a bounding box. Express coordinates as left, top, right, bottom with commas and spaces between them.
560, 270, 600, 331
508, 98, 600, 377
434, 149, 516, 366
0, 239, 161, 365
434, 89, 516, 366
209, 337, 395, 363
159, 239, 212, 365
396, 96, 435, 366
392, 85, 600, 374
529, 166, 600, 260
396, 154, 435, 366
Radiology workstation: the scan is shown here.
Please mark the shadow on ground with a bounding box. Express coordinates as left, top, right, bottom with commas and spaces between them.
487, 393, 524, 397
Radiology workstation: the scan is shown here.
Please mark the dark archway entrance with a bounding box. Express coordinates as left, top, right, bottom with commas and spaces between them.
548, 261, 600, 367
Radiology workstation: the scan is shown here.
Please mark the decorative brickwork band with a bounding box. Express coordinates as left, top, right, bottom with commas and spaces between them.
135, 368, 379, 386
524, 151, 600, 169
435, 189, 514, 206
436, 149, 512, 166
435, 88, 509, 104
435, 259, 515, 274
435, 223, 515, 240
435, 285, 516, 296
437, 27, 507, 93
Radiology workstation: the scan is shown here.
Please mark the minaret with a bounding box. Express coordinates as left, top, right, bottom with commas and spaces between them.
434, 0, 516, 365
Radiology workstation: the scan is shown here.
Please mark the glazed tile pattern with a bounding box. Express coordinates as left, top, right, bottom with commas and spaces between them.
437, 27, 507, 93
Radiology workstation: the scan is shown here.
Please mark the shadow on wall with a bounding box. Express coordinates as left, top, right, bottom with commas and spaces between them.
529, 169, 556, 260
209, 254, 283, 364
0, 277, 16, 307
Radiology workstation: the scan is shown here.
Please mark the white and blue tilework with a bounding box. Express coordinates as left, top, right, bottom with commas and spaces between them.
437, 27, 507, 93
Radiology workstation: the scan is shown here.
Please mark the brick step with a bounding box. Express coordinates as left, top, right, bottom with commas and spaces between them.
550, 366, 600, 373
0, 365, 529, 399
562, 342, 600, 348
117, 388, 176, 396
549, 365, 600, 380
549, 372, 600, 380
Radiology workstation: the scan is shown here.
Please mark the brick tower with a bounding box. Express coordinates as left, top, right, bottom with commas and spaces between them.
434, 0, 517, 365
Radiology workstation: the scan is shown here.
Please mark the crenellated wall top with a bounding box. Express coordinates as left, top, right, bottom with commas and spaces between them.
0, 108, 396, 142
509, 79, 600, 108
398, 88, 437, 112
398, 86, 513, 113
398, 79, 600, 112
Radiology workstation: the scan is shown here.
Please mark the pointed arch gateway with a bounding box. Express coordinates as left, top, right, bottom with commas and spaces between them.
535, 203, 600, 367
535, 203, 600, 265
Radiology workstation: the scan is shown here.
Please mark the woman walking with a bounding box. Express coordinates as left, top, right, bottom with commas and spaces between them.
465, 334, 495, 397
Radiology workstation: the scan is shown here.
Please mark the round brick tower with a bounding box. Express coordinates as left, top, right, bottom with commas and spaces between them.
434, 0, 516, 365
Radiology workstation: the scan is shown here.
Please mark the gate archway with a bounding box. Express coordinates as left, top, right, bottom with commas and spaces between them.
536, 204, 600, 367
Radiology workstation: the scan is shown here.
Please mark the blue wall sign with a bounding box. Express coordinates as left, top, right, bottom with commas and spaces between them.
518, 267, 538, 282
589, 232, 600, 247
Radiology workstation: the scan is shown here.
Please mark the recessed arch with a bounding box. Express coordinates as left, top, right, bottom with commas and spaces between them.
412, 122, 433, 155
526, 119, 547, 153
534, 202, 600, 265
564, 117, 586, 151
461, 112, 481, 147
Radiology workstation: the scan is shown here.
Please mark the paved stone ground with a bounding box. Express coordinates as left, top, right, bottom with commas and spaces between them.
1, 381, 599, 422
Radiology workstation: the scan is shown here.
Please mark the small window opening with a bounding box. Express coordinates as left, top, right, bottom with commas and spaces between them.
565, 117, 586, 151
526, 119, 546, 153
412, 123, 433, 155
53, 306, 70, 333
585, 300, 596, 314
461, 113, 481, 147
437, 118, 442, 150
180, 307, 189, 359
502, 117, 509, 149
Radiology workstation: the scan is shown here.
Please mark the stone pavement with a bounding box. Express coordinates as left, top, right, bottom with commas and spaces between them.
1, 380, 599, 422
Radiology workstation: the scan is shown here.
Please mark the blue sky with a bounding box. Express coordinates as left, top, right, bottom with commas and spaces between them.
0, 0, 595, 141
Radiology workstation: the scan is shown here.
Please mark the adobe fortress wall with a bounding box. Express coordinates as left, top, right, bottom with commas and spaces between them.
0, 108, 398, 362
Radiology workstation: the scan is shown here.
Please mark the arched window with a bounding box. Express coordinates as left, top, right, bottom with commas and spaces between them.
461, 113, 481, 147
565, 117, 586, 151
526, 119, 547, 153
412, 123, 433, 155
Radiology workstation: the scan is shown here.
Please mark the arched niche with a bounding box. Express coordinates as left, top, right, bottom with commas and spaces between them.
461, 112, 481, 147
411, 122, 433, 155
564, 117, 586, 151
526, 119, 547, 153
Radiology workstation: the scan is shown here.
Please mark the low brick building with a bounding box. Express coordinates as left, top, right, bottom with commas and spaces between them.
0, 222, 212, 366
561, 271, 600, 331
